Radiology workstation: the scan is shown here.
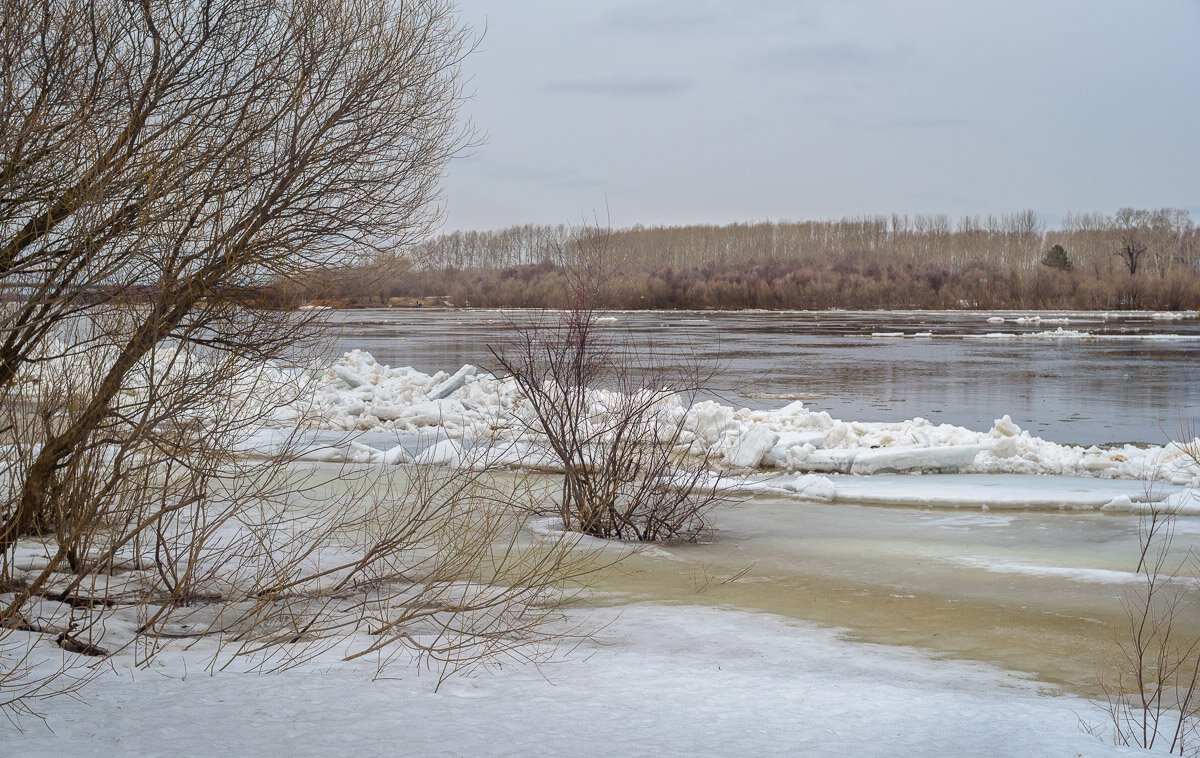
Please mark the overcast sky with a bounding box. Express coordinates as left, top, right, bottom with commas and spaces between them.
440, 1, 1199, 232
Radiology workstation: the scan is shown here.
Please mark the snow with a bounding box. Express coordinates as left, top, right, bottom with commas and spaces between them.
207, 350, 1200, 492
753, 472, 1187, 512
6, 338, 1194, 754
946, 556, 1145, 585
720, 423, 779, 468
12, 345, 1198, 494
427, 363, 477, 400
790, 443, 988, 475
773, 473, 837, 502
8, 604, 1135, 757
11, 345, 1200, 501
1100, 489, 1200, 515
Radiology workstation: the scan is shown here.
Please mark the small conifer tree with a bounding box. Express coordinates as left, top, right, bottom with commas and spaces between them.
1041, 244, 1073, 272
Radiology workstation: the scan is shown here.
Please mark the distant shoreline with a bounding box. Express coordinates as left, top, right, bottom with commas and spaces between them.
304, 303, 1200, 316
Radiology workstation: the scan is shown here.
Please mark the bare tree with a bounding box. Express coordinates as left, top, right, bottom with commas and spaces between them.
0, 0, 602, 720
1, 0, 475, 548
1118, 237, 1149, 276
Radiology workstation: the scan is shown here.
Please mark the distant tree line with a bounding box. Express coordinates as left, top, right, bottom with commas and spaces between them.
319, 208, 1200, 310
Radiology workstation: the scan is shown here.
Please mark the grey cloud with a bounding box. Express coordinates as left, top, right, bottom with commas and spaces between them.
911, 190, 978, 209
485, 163, 604, 190
827, 114, 978, 134
595, 1, 729, 35
873, 115, 978, 132
543, 75, 695, 97
594, 0, 819, 37
746, 41, 901, 73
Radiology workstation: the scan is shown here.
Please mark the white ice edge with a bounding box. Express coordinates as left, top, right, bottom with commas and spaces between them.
968, 327, 1200, 341
741, 472, 1195, 514
260, 349, 1200, 492
21, 345, 1199, 494
866, 324, 1200, 340
946, 556, 1152, 585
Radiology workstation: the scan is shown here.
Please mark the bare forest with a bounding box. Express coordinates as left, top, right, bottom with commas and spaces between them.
344, 208, 1200, 311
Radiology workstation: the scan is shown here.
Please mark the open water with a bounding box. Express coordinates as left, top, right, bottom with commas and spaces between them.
331, 308, 1200, 446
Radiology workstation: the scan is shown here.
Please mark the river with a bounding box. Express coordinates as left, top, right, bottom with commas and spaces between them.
327, 308, 1200, 695
329, 308, 1200, 445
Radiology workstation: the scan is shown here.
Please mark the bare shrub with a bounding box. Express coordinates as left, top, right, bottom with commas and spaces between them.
490, 231, 731, 542
1, 349, 602, 711
1099, 439, 1200, 754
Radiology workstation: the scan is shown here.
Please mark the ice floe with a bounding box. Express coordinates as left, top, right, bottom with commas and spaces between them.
285, 350, 1200, 489
970, 327, 1199, 341
16, 343, 1197, 493
749, 472, 1189, 512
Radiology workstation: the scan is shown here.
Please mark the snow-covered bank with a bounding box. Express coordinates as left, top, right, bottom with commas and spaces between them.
294, 350, 1200, 487
10, 604, 1134, 757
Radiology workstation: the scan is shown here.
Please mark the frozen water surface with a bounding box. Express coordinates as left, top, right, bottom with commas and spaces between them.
13, 605, 1139, 757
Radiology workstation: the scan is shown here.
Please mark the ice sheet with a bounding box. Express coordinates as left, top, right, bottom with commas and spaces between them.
9, 604, 1135, 756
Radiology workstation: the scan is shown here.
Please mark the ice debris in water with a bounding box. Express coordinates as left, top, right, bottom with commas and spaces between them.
277, 350, 1200, 487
